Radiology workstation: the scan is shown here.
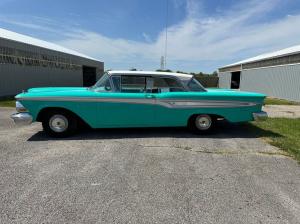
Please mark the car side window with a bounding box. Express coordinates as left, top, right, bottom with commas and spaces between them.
92, 73, 112, 92
187, 78, 206, 92
112, 76, 121, 92
153, 77, 185, 92
121, 76, 146, 93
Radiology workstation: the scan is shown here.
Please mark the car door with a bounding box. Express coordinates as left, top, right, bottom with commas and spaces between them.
150, 76, 190, 127
96, 75, 156, 127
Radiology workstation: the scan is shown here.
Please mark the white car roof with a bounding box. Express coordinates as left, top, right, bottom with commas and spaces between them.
107, 70, 193, 79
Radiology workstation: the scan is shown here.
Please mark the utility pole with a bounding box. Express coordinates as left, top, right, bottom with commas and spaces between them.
160, 0, 168, 70
164, 0, 169, 69
160, 56, 165, 70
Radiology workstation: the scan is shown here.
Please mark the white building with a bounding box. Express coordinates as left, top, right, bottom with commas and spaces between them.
0, 28, 104, 98
218, 45, 300, 102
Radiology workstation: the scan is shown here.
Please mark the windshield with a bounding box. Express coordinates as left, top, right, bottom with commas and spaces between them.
187, 78, 206, 92
90, 73, 112, 92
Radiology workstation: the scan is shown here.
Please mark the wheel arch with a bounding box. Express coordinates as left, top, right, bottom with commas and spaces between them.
36, 107, 90, 128
187, 113, 224, 126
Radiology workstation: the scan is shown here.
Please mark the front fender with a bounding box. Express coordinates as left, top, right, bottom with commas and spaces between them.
20, 100, 97, 128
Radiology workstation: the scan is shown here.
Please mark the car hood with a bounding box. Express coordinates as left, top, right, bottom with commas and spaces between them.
15, 87, 94, 99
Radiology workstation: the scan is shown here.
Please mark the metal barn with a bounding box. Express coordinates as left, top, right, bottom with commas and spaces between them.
0, 28, 104, 98
218, 45, 300, 102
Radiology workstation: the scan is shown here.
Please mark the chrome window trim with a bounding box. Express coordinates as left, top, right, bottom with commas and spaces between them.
100, 73, 208, 93
110, 74, 189, 93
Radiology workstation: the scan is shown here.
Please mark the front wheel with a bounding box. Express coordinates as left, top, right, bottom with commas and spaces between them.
42, 111, 78, 137
188, 114, 215, 134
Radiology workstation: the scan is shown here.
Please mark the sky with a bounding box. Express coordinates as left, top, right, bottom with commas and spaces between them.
1, 0, 300, 72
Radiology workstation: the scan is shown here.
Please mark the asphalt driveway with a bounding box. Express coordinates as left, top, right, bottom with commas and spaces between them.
0, 107, 300, 223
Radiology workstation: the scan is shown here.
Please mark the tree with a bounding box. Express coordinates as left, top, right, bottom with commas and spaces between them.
212, 71, 218, 76
156, 69, 173, 72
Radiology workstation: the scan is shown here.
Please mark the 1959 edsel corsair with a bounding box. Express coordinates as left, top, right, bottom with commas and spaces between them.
11, 71, 268, 137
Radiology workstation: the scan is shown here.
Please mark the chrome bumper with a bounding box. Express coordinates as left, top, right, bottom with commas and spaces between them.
253, 111, 268, 121
11, 113, 33, 125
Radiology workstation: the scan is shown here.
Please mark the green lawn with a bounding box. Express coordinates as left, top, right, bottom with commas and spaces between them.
0, 100, 15, 107
252, 118, 300, 161
264, 97, 300, 105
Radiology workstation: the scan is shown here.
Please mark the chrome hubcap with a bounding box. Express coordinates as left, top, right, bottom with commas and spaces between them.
195, 115, 212, 130
49, 115, 68, 133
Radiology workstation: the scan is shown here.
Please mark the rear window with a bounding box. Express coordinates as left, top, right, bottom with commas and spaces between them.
152, 77, 185, 92
187, 78, 206, 92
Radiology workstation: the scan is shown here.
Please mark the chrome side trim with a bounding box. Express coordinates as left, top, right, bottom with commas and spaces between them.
17, 97, 156, 105
11, 113, 33, 125
253, 111, 268, 121
158, 100, 257, 108
16, 97, 259, 108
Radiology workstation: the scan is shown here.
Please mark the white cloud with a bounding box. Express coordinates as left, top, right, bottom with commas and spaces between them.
56, 0, 300, 71
3, 0, 300, 72
142, 32, 152, 43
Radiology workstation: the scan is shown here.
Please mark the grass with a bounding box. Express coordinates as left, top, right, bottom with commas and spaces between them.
0, 100, 15, 107
264, 97, 300, 105
252, 118, 300, 161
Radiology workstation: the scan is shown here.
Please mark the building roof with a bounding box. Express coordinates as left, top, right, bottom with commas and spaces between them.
108, 70, 193, 79
0, 28, 100, 61
221, 44, 300, 68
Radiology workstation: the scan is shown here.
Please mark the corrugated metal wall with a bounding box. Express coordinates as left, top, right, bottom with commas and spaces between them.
218, 72, 231, 88
0, 64, 83, 96
0, 37, 104, 97
241, 64, 300, 102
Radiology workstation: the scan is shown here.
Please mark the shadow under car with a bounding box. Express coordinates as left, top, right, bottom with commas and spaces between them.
27, 121, 281, 141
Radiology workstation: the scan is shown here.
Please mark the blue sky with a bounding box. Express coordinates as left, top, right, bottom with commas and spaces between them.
1, 0, 300, 72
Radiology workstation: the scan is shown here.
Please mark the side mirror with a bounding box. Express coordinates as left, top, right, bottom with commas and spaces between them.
105, 85, 111, 91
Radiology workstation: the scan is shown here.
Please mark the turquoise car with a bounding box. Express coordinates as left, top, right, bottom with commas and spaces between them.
11, 71, 267, 137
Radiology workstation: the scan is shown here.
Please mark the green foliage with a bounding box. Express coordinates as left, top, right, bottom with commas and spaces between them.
0, 100, 15, 107
156, 69, 173, 72
156, 69, 218, 76
264, 97, 300, 105
252, 118, 300, 161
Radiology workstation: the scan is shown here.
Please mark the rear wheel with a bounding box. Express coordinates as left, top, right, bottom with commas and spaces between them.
188, 114, 215, 134
42, 110, 78, 137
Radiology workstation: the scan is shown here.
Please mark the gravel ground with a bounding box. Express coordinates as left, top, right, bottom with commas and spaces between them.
264, 105, 300, 118
0, 107, 300, 224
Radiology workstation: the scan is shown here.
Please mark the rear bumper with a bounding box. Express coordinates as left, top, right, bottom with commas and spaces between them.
253, 111, 268, 121
11, 113, 33, 125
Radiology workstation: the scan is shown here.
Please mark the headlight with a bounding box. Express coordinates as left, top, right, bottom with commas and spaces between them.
16, 101, 28, 112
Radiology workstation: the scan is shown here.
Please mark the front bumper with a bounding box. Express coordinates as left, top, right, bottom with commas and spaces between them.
253, 111, 268, 121
11, 113, 33, 125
